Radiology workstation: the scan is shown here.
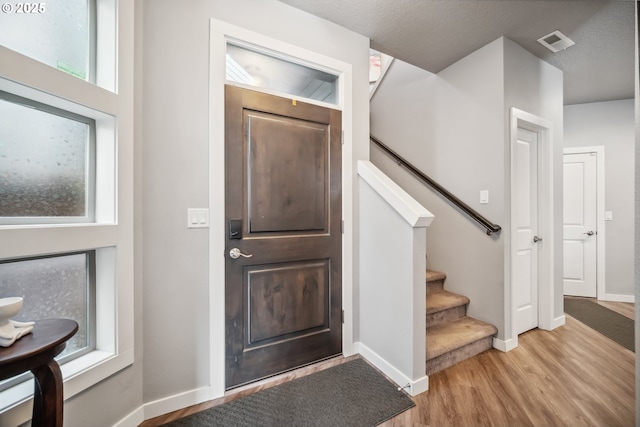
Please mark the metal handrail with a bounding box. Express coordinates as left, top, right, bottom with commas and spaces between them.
370, 135, 502, 236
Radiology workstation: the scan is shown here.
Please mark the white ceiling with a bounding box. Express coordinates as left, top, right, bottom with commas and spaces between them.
277, 0, 635, 105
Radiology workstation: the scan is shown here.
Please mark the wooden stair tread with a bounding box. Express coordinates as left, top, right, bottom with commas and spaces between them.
426, 316, 497, 360
426, 290, 469, 315
426, 269, 446, 283
424, 268, 498, 374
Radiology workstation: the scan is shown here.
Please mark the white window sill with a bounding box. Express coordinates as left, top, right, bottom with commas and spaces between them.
0, 349, 133, 426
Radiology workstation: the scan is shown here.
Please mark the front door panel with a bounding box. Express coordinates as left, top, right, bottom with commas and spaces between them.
225, 85, 342, 389
246, 260, 329, 346
245, 110, 328, 234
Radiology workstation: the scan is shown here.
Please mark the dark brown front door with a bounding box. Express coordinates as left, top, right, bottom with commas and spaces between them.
224, 85, 342, 389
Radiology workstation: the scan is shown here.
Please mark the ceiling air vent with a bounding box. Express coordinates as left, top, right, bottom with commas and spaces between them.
537, 30, 575, 53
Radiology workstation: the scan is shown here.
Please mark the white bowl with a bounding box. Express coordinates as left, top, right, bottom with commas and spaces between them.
0, 297, 23, 326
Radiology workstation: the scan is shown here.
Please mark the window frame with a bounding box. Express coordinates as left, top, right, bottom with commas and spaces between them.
0, 90, 97, 225
0, 250, 97, 393
225, 41, 341, 106
0, 0, 134, 424
0, 0, 97, 84
225, 38, 342, 110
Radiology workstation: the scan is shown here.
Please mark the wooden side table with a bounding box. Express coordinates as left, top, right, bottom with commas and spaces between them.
0, 319, 78, 427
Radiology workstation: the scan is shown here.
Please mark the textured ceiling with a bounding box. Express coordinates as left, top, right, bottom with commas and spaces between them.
277, 0, 635, 105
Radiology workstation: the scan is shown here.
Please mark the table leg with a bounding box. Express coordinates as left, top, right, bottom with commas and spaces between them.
31, 359, 63, 427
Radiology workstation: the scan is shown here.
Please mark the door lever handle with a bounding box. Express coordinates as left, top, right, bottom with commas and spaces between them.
533, 236, 542, 243
229, 248, 253, 259
583, 230, 595, 236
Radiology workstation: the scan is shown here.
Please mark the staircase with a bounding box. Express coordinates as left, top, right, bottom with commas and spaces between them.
426, 270, 497, 375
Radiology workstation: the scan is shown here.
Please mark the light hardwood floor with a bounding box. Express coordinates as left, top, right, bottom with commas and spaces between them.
141, 301, 635, 427
594, 298, 634, 320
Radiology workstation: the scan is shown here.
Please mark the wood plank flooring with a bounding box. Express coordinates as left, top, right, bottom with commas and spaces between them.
594, 298, 635, 320
382, 314, 634, 427
141, 301, 635, 427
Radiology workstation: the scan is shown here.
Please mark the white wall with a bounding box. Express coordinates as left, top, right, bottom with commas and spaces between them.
503, 37, 564, 329
564, 99, 635, 298
370, 37, 564, 342
371, 39, 507, 339
142, 0, 369, 412
633, 1, 639, 415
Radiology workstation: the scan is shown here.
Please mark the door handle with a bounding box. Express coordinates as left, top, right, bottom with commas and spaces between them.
583, 230, 595, 236
229, 248, 253, 259
533, 236, 542, 243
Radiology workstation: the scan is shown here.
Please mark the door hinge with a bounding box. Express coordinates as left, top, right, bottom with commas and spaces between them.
341, 130, 345, 145
341, 220, 344, 234
341, 309, 345, 324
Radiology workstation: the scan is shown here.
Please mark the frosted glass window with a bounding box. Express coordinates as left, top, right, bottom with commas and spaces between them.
226, 43, 339, 105
0, 252, 94, 359
0, 93, 94, 222
0, 0, 92, 79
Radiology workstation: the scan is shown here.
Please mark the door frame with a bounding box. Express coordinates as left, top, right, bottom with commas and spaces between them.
563, 146, 606, 300
208, 19, 354, 397
506, 108, 555, 350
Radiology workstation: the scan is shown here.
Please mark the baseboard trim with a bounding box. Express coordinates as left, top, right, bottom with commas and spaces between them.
603, 294, 635, 303
493, 336, 518, 352
119, 385, 215, 426
113, 340, 440, 426
113, 406, 144, 427
355, 342, 429, 396
550, 315, 566, 329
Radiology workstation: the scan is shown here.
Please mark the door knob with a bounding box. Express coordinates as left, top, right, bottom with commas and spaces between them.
533, 236, 542, 243
584, 230, 595, 236
229, 248, 253, 259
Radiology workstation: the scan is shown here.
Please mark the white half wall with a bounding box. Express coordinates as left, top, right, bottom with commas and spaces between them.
358, 161, 433, 396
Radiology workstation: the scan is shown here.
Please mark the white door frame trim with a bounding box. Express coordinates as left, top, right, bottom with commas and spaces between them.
563, 146, 606, 300
508, 108, 555, 348
208, 19, 354, 398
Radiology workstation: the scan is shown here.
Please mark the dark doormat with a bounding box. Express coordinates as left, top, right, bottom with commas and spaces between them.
564, 297, 634, 352
160, 358, 415, 427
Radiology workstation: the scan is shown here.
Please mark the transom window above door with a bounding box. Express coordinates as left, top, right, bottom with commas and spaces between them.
226, 42, 339, 106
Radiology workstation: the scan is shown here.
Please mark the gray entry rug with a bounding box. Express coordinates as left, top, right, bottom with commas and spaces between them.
161, 358, 415, 427
564, 297, 634, 351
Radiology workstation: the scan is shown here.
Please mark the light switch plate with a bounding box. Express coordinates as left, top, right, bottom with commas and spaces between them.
480, 190, 489, 204
605, 211, 613, 221
188, 208, 209, 228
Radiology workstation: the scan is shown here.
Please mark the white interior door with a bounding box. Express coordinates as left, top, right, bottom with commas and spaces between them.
514, 128, 539, 335
563, 152, 597, 297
